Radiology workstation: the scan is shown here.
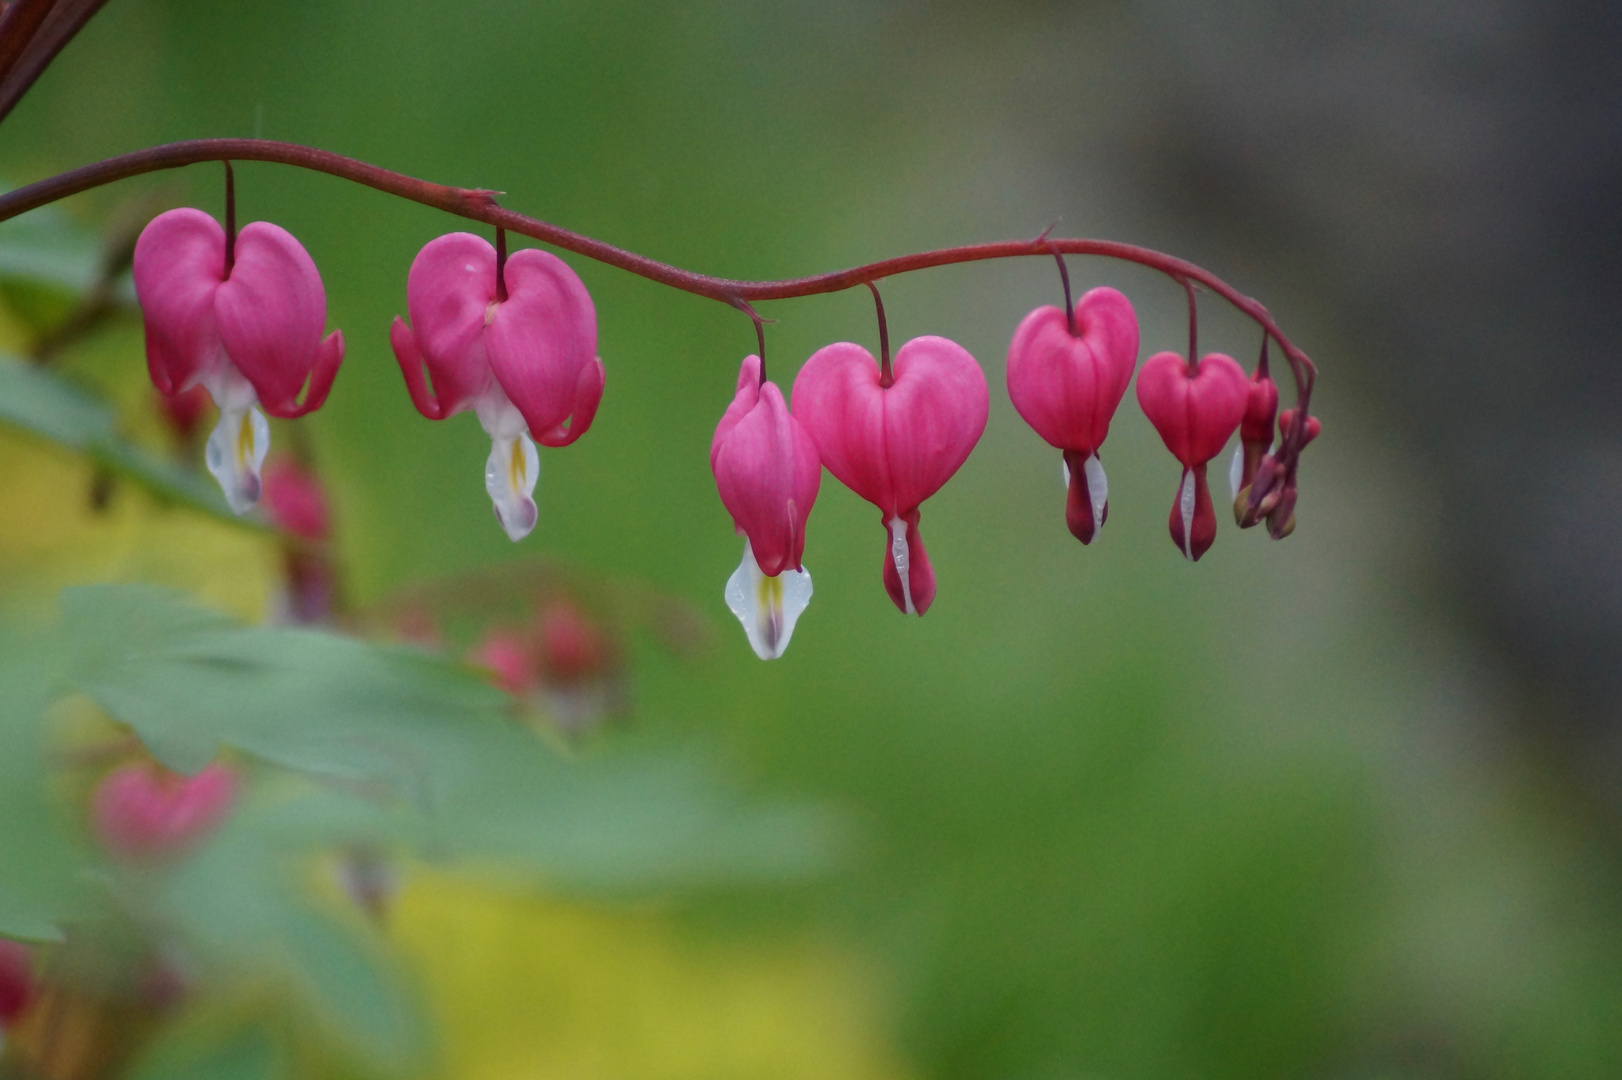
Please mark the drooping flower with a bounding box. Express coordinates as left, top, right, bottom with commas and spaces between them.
792, 336, 988, 615
1228, 363, 1279, 519
390, 232, 605, 541
260, 455, 339, 625
1253, 408, 1322, 539
1006, 287, 1139, 543
133, 208, 345, 513
711, 355, 821, 658
1135, 351, 1249, 561
90, 761, 237, 861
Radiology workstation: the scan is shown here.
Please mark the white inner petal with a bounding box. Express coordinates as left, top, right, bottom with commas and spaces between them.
1061, 456, 1071, 489
484, 430, 539, 542
1229, 444, 1245, 502
888, 516, 915, 615
724, 539, 812, 660
204, 404, 270, 515
1178, 467, 1197, 561
1084, 453, 1108, 538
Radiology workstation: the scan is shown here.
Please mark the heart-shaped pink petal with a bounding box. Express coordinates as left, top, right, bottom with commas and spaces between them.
1134, 351, 1249, 467
395, 232, 499, 418
1006, 286, 1139, 454
486, 248, 600, 442
792, 336, 987, 517
133, 208, 226, 395
214, 221, 337, 417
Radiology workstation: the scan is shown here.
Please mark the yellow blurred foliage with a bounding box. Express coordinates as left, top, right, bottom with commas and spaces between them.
390, 872, 907, 1080
0, 427, 277, 620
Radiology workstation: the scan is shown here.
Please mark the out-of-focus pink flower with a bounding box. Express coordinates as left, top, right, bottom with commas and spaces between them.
538, 600, 610, 684
133, 208, 344, 514
90, 762, 237, 862
1135, 351, 1249, 561
390, 233, 605, 541
711, 355, 821, 658
0, 940, 32, 1027
1006, 287, 1139, 544
470, 628, 537, 697
792, 336, 988, 615
260, 456, 331, 543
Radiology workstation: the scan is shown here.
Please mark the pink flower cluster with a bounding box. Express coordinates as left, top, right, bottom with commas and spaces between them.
133, 210, 1313, 662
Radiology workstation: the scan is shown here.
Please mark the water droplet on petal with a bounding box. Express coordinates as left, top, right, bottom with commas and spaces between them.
725, 540, 812, 660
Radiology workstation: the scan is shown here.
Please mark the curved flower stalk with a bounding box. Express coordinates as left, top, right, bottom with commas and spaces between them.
793, 337, 987, 615
1006, 286, 1139, 544
132, 207, 345, 513
1135, 351, 1249, 561
711, 355, 821, 658
390, 232, 605, 541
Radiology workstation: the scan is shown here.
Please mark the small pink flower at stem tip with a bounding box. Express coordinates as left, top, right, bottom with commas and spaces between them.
1135, 350, 1249, 561
133, 208, 344, 514
1005, 287, 1139, 544
792, 336, 988, 615
90, 761, 237, 862
389, 233, 605, 542
712, 355, 821, 658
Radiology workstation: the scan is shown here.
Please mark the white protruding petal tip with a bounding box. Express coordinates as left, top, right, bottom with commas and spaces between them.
1083, 453, 1108, 538
887, 516, 915, 615
1228, 444, 1245, 502
1178, 467, 1197, 561
485, 431, 540, 542
725, 540, 812, 660
204, 405, 270, 515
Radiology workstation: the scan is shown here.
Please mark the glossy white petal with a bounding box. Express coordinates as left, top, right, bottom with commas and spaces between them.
204, 404, 270, 515
887, 515, 915, 615
725, 539, 812, 660
1228, 443, 1245, 501
1178, 466, 1197, 561
1083, 452, 1108, 539
484, 430, 540, 542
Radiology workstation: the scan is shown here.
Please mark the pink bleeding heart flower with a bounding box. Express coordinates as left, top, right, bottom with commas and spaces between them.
0, 940, 32, 1028
1006, 286, 1139, 544
260, 456, 331, 543
90, 761, 237, 862
470, 627, 537, 697
711, 355, 821, 658
1228, 364, 1280, 519
391, 232, 605, 542
133, 208, 345, 514
792, 336, 988, 615
1135, 351, 1249, 561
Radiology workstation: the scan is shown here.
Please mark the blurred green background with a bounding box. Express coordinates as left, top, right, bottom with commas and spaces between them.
5, 1, 1622, 1078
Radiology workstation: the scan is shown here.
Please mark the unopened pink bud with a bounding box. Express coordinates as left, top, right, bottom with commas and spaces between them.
91, 762, 237, 861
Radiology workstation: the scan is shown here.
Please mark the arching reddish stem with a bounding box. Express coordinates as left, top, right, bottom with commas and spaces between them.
0, 138, 1318, 457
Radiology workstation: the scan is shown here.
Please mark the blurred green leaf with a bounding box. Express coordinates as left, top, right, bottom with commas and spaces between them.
62, 584, 835, 889
0, 353, 248, 524
0, 197, 99, 294
125, 1021, 284, 1080
0, 626, 93, 942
